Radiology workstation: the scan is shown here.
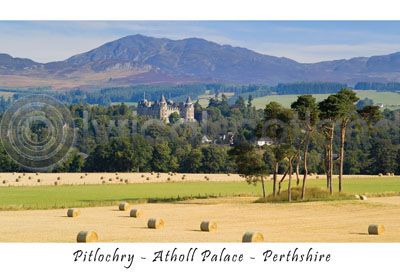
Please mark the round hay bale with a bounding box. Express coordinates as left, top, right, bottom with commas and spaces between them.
167, 177, 171, 181
15, 179, 19, 182
85, 173, 88, 176
116, 176, 119, 180
35, 172, 39, 176
124, 179, 129, 183
108, 178, 113, 182
67, 208, 81, 217
386, 172, 391, 176
315, 175, 320, 179
57, 177, 61, 180
23, 173, 26, 176
146, 177, 150, 181
100, 176, 104, 179
354, 194, 360, 199
242, 232, 264, 243
28, 176, 31, 180
77, 231, 98, 243
119, 202, 130, 211
378, 173, 383, 177
360, 195, 368, 200
102, 180, 106, 184
115, 173, 119, 176
147, 218, 164, 229
368, 224, 385, 235
18, 175, 22, 179
200, 221, 217, 232
141, 174, 145, 178
2, 180, 7, 184
37, 179, 41, 182
54, 181, 58, 186
80, 176, 84, 179
130, 208, 143, 218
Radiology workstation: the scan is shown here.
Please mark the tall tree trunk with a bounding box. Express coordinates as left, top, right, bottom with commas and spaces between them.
324, 144, 330, 189
261, 176, 266, 199
278, 169, 289, 195
288, 158, 293, 202
301, 133, 310, 200
339, 121, 347, 193
273, 162, 279, 197
329, 124, 335, 195
295, 150, 300, 186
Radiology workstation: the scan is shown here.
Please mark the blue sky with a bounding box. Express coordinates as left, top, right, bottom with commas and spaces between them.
0, 21, 399, 63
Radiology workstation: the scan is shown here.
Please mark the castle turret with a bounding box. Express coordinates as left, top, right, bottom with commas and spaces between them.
159, 95, 168, 122
183, 96, 195, 122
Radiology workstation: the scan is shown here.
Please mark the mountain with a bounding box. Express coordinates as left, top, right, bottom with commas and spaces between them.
0, 34, 399, 90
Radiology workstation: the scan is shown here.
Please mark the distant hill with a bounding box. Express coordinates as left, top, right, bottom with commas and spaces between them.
0, 34, 400, 90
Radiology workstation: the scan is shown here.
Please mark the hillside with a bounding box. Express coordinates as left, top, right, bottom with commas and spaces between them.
0, 34, 400, 89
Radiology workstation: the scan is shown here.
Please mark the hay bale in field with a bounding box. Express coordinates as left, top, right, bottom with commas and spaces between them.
35, 172, 39, 176
124, 179, 129, 183
378, 173, 383, 177
2, 180, 7, 184
67, 208, 81, 217
28, 176, 31, 180
119, 201, 130, 211
57, 177, 61, 180
368, 224, 385, 235
77, 231, 98, 243
130, 208, 143, 218
109, 178, 113, 181
315, 175, 320, 179
141, 174, 145, 178
23, 173, 26, 176
167, 177, 171, 181
100, 176, 104, 179
146, 177, 150, 181
80, 176, 84, 179
15, 179, 19, 182
54, 181, 58, 186
151, 172, 154, 175
102, 180, 106, 184
85, 173, 88, 176
242, 232, 264, 242
116, 176, 119, 180
200, 221, 217, 232
37, 179, 41, 183
147, 218, 164, 229
386, 172, 391, 176
354, 194, 360, 199
360, 195, 368, 200
391, 173, 395, 176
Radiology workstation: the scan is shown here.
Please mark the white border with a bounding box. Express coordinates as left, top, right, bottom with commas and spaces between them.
0, 0, 399, 20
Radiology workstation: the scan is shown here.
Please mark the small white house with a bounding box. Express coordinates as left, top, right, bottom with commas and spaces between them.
201, 135, 212, 144
256, 137, 274, 147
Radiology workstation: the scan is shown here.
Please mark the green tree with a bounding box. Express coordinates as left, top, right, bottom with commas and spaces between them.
151, 142, 173, 172
169, 112, 181, 124
291, 95, 319, 199
334, 88, 359, 192
229, 142, 268, 198
131, 135, 153, 172
318, 95, 341, 194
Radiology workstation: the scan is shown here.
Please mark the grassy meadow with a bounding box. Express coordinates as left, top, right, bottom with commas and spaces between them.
0, 177, 399, 210
252, 90, 400, 110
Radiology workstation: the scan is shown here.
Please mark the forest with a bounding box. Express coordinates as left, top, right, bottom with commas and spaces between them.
0, 89, 399, 185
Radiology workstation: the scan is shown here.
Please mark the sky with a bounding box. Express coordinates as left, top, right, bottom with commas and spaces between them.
0, 21, 400, 63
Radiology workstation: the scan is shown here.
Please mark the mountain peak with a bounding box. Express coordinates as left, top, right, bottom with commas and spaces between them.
1, 34, 400, 89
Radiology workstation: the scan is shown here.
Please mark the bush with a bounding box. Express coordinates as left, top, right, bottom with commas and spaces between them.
255, 187, 355, 203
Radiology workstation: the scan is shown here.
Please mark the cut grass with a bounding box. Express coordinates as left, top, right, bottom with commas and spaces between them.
0, 177, 399, 210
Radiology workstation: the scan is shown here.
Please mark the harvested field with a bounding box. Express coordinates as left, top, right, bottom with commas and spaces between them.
0, 197, 399, 242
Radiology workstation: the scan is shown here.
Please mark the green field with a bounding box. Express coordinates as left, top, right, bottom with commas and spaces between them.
252, 90, 400, 110
0, 177, 399, 210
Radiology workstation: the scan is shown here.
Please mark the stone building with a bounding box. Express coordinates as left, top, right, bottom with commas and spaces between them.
137, 95, 195, 122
